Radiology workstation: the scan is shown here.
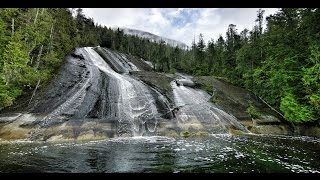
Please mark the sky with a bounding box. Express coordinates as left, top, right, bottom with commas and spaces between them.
82, 8, 280, 46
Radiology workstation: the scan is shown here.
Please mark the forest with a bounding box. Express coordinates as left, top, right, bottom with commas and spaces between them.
0, 8, 319, 124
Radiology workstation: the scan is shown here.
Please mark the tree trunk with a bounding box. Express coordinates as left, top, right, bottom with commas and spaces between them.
251, 59, 254, 91
48, 24, 54, 52
30, 56, 34, 65
24, 16, 32, 43
28, 79, 41, 106
49, 24, 54, 39
255, 94, 285, 119
127, 41, 129, 54
28, 38, 37, 57
3, 62, 8, 85
27, 15, 31, 24
11, 18, 14, 37
34, 8, 39, 24
35, 45, 43, 69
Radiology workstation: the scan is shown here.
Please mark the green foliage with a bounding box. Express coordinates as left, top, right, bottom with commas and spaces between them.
0, 93, 14, 107
280, 93, 316, 123
0, 82, 22, 108
169, 68, 176, 74
309, 93, 320, 110
301, 44, 320, 117
210, 96, 219, 104
0, 8, 92, 110
246, 103, 261, 119
194, 83, 213, 95
193, 63, 210, 76
1, 32, 29, 84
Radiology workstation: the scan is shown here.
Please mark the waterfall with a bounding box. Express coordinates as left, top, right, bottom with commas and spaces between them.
30, 46, 249, 141
81, 47, 159, 137
94, 47, 139, 73
171, 75, 249, 134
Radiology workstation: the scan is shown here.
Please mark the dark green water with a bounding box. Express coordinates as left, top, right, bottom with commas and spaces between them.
0, 134, 319, 173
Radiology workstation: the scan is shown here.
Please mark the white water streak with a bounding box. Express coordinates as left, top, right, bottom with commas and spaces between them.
171, 77, 249, 134
82, 47, 158, 136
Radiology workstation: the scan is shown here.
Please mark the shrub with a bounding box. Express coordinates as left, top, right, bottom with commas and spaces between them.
280, 93, 316, 123
246, 103, 261, 119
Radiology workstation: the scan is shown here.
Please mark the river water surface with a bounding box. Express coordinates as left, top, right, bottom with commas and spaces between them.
0, 134, 319, 173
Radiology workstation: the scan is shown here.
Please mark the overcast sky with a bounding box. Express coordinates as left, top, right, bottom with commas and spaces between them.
82, 8, 279, 46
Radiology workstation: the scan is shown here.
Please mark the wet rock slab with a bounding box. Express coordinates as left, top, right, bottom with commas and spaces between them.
253, 115, 282, 125
192, 76, 281, 120
249, 125, 292, 135
0, 113, 22, 123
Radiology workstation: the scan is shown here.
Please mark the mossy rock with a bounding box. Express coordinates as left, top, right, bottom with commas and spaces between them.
180, 131, 209, 138
229, 128, 248, 136
210, 96, 219, 104
165, 130, 179, 138
193, 131, 209, 137
194, 83, 214, 95
249, 125, 291, 135
181, 131, 190, 138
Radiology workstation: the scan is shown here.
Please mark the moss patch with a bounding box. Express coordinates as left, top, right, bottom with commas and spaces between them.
180, 131, 209, 138
209, 96, 219, 104
229, 128, 247, 136
181, 131, 190, 138
194, 83, 214, 95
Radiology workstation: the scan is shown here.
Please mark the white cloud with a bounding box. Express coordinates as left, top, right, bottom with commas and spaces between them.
82, 8, 147, 28
82, 8, 279, 46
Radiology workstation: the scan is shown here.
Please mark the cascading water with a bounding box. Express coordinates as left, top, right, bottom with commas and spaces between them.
95, 47, 139, 73
27, 46, 248, 140
171, 74, 249, 134
81, 47, 159, 137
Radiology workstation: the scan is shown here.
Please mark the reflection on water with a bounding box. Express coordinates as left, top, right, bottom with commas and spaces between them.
0, 134, 319, 173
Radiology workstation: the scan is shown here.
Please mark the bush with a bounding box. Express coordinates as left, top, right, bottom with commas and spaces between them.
280, 93, 316, 123
169, 68, 176, 74
0, 93, 14, 109
246, 103, 261, 119
194, 83, 213, 95
210, 96, 219, 104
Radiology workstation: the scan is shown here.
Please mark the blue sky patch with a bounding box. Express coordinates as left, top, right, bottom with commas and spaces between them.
164, 9, 201, 28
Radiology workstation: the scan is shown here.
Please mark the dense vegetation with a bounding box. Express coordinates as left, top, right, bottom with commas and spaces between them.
0, 8, 319, 124
0, 8, 96, 109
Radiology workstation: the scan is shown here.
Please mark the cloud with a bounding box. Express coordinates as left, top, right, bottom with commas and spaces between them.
82, 8, 147, 28
82, 8, 279, 46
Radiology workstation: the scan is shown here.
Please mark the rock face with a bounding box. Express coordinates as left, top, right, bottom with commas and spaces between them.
191, 76, 320, 137
249, 125, 292, 135
131, 71, 175, 103
0, 47, 319, 142
170, 74, 249, 134
192, 76, 281, 120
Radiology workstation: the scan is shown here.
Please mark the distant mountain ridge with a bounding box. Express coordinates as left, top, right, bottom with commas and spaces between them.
121, 28, 189, 49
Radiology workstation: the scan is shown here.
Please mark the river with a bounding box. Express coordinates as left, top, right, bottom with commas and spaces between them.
0, 134, 319, 173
